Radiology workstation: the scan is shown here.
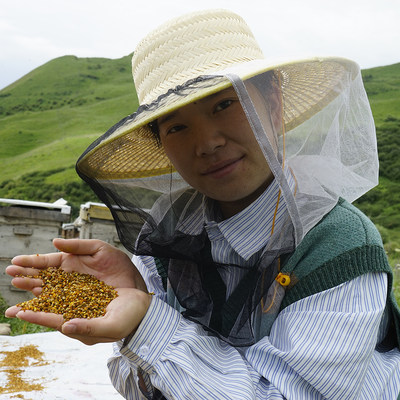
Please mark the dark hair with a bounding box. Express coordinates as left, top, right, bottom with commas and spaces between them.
148, 120, 161, 146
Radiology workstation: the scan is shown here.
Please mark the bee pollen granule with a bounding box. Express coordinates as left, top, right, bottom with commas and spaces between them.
16, 267, 118, 320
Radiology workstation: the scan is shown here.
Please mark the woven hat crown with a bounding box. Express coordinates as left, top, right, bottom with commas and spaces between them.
132, 9, 264, 105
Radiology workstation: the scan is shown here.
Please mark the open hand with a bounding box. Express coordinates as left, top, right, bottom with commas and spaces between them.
6, 238, 147, 295
5, 287, 152, 345
5, 238, 151, 344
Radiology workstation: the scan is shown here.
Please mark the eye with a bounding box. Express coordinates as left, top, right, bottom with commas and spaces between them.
214, 99, 235, 113
166, 124, 186, 135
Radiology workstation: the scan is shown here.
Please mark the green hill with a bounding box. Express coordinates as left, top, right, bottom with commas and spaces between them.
0, 57, 399, 269
355, 63, 400, 270
361, 63, 400, 124
0, 55, 138, 182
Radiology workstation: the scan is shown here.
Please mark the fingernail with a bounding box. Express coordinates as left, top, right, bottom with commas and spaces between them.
62, 323, 76, 334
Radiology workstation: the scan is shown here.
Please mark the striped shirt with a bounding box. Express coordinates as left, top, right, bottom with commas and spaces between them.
108, 177, 400, 399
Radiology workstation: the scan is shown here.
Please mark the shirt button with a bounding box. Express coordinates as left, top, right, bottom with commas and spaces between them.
139, 345, 149, 357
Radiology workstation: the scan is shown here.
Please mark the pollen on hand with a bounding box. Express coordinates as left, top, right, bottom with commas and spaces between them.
16, 267, 118, 320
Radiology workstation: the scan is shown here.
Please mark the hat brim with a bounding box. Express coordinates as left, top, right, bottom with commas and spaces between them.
77, 57, 359, 180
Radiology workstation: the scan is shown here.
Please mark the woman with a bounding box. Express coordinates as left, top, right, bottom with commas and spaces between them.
6, 9, 400, 399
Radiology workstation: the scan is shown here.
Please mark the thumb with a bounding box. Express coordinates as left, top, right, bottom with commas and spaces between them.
61, 316, 128, 342
60, 320, 113, 345
53, 238, 104, 255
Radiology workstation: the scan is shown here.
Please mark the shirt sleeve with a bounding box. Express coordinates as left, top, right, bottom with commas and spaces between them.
247, 272, 400, 399
108, 269, 400, 399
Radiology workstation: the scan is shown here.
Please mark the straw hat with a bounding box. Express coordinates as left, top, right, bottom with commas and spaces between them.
77, 9, 358, 180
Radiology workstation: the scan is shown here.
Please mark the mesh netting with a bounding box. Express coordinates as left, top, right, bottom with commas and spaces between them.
76, 62, 377, 345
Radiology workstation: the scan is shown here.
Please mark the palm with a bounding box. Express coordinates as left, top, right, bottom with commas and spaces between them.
7, 238, 147, 296
56, 244, 136, 288
6, 239, 152, 345
5, 288, 151, 345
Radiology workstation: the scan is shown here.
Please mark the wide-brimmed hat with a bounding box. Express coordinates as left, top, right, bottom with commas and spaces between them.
76, 9, 358, 181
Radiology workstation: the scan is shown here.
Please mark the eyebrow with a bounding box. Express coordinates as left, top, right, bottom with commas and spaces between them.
157, 87, 236, 126
158, 110, 179, 126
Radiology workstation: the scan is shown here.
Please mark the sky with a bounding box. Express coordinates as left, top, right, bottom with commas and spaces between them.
0, 0, 399, 90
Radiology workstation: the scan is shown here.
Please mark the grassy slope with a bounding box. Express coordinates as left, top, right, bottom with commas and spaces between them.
0, 57, 400, 328
0, 55, 138, 182
1, 58, 398, 182
362, 63, 400, 124
0, 58, 399, 256
356, 63, 400, 270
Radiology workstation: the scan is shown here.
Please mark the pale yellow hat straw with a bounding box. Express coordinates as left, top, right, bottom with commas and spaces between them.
76, 9, 358, 181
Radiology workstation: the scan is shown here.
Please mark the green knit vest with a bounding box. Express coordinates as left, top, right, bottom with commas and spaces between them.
280, 198, 400, 348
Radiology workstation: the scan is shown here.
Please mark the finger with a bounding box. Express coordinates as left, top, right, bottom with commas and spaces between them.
61, 325, 117, 345
60, 289, 149, 341
61, 316, 124, 341
6, 264, 41, 278
10, 276, 43, 294
5, 305, 22, 318
15, 310, 65, 331
53, 238, 107, 256
12, 253, 63, 269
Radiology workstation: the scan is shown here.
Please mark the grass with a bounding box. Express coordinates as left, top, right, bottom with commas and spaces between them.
362, 63, 400, 124
1, 132, 99, 183
0, 54, 138, 183
1, 57, 400, 333
0, 295, 53, 336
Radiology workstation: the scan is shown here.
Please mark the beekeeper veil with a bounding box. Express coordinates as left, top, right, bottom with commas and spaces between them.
76, 9, 378, 345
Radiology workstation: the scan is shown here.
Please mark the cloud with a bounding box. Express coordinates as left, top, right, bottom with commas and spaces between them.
0, 0, 399, 89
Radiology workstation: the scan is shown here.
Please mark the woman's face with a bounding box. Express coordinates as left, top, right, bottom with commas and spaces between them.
158, 86, 278, 218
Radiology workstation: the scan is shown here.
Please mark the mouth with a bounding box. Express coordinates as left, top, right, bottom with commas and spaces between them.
201, 157, 244, 178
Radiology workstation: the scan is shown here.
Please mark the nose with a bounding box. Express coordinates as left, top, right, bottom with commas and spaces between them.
193, 117, 226, 157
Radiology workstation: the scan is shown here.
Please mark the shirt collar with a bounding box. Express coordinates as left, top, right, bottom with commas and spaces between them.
205, 166, 296, 260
